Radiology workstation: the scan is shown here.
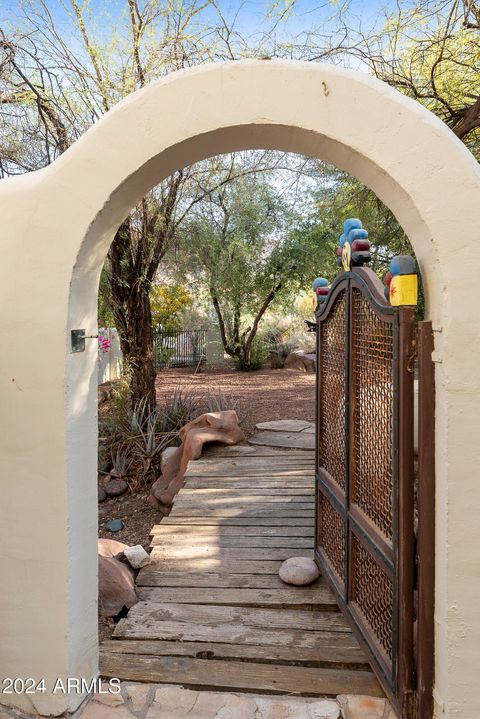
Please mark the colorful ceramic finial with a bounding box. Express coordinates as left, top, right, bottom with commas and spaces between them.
312, 277, 330, 309
337, 218, 371, 270
384, 255, 418, 306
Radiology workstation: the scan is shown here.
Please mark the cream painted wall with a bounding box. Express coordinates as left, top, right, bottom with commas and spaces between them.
0, 60, 479, 717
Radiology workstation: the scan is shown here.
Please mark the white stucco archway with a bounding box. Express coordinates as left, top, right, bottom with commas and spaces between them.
0, 60, 479, 718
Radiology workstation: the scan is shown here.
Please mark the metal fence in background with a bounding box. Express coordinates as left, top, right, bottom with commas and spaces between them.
153, 328, 207, 370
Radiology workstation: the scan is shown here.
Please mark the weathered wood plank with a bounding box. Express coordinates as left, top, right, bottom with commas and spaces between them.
173, 495, 315, 505
117, 601, 348, 633
187, 456, 314, 465
169, 506, 314, 518
184, 480, 314, 490
249, 432, 315, 450
99, 653, 382, 697
180, 487, 315, 497
150, 546, 314, 561
159, 517, 314, 526
136, 571, 315, 589
150, 525, 314, 537
186, 456, 314, 466
100, 638, 369, 666
136, 585, 335, 609
185, 459, 314, 470
144, 559, 283, 573
150, 535, 313, 549
113, 619, 350, 647
202, 444, 315, 458
185, 467, 314, 478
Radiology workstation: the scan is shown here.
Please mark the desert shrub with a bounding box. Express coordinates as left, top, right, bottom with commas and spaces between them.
234, 337, 269, 371
203, 389, 247, 425
156, 387, 204, 436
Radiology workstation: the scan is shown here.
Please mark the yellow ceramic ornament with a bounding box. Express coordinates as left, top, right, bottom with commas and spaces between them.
341, 241, 351, 272
389, 274, 418, 306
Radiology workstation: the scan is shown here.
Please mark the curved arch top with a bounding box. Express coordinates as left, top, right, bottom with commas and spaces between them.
1, 60, 480, 718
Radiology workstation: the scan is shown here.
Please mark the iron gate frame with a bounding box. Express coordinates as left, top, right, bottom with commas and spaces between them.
315, 266, 416, 718
153, 327, 207, 370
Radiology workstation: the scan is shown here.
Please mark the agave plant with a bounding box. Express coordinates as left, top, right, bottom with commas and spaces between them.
157, 387, 203, 435
109, 444, 134, 480
203, 389, 246, 425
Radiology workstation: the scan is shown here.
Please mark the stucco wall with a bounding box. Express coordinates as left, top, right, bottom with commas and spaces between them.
0, 60, 479, 717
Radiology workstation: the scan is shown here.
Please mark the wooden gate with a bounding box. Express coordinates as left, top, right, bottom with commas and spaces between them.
315, 265, 417, 717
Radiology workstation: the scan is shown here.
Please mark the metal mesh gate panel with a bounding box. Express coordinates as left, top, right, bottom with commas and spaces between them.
315, 268, 415, 718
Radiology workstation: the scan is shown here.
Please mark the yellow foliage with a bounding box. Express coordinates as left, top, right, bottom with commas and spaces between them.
150, 284, 192, 328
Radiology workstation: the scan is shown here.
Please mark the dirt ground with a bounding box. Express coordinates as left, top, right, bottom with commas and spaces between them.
155, 362, 316, 436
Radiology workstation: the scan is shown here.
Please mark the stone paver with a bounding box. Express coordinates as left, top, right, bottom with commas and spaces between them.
125, 684, 152, 713
145, 686, 340, 719
79, 702, 132, 719
92, 692, 125, 708
337, 695, 395, 719
255, 420, 314, 433
2, 684, 393, 719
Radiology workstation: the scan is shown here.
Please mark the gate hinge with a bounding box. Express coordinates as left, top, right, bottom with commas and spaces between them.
402, 690, 418, 719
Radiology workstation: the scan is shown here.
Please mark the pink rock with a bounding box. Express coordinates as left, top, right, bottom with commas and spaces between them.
98, 555, 138, 617
284, 352, 315, 372
149, 411, 245, 510
98, 538, 129, 559
98, 538, 138, 617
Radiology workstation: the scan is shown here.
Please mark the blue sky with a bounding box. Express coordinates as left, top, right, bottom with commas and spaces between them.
0, 0, 390, 38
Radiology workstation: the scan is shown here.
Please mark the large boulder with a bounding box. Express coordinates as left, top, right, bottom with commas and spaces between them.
284, 352, 316, 372
149, 410, 245, 512
98, 538, 138, 617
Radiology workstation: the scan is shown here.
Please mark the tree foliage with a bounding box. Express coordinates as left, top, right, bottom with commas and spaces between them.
176, 170, 331, 368
150, 284, 192, 329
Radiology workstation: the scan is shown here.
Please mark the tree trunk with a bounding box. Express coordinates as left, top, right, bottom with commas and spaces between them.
115, 284, 156, 407
108, 220, 156, 406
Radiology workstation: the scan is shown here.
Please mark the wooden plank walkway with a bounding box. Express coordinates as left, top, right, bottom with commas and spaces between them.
100, 444, 382, 698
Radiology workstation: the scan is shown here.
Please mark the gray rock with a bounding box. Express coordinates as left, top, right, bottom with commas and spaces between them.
279, 556, 320, 586
98, 486, 107, 502
105, 478, 128, 497
106, 519, 124, 533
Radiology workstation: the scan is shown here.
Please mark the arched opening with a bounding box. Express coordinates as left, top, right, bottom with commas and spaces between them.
0, 61, 479, 718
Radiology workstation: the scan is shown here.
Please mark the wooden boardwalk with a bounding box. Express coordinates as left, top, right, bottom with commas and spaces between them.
100, 443, 382, 698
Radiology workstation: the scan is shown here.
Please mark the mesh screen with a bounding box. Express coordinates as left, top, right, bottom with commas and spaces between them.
351, 534, 393, 663
351, 288, 394, 540
317, 492, 345, 583
319, 291, 346, 490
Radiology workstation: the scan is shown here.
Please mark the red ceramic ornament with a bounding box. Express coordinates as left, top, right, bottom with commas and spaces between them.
351, 239, 370, 251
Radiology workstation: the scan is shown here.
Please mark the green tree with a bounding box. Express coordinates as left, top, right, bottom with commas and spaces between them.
178, 172, 331, 369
